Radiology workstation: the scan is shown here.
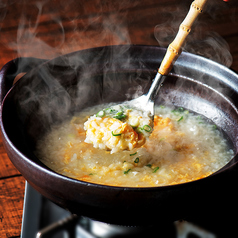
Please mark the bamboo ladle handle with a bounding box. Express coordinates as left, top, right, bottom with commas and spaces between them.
158, 0, 208, 76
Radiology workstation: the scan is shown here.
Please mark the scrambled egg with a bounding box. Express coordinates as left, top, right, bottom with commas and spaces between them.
84, 117, 145, 153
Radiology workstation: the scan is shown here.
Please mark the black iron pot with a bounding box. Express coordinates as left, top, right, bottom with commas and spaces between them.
1, 45, 238, 228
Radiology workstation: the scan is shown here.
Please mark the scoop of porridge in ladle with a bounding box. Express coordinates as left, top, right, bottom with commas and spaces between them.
84, 0, 208, 152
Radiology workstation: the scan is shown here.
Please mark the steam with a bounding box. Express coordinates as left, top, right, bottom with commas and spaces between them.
185, 32, 232, 68
8, 1, 65, 59
1, 0, 133, 62
0, 0, 235, 135
1, 0, 233, 69
154, 1, 233, 68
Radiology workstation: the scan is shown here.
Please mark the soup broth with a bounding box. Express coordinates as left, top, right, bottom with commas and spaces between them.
35, 104, 234, 187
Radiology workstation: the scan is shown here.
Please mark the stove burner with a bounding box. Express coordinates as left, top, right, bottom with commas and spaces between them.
35, 215, 216, 238
21, 182, 217, 238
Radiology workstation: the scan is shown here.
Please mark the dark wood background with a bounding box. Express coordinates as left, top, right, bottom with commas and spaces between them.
0, 0, 237, 237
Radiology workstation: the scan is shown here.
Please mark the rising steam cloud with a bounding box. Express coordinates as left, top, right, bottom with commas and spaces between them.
1, 0, 132, 61
154, 1, 233, 68
0, 0, 233, 69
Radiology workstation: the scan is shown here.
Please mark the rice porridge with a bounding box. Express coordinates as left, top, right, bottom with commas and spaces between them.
35, 104, 234, 187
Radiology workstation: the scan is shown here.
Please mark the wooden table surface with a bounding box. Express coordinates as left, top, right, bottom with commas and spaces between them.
0, 0, 237, 237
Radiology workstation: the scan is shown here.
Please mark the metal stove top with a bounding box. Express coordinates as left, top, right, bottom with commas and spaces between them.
21, 181, 218, 238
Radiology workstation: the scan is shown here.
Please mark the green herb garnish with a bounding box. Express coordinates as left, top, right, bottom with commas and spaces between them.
105, 108, 116, 114
172, 107, 184, 116
130, 152, 137, 156
143, 125, 152, 132
134, 157, 139, 163
111, 131, 122, 136
137, 125, 152, 133
113, 111, 126, 120
177, 116, 183, 122
124, 169, 131, 174
153, 166, 159, 173
177, 107, 184, 112
146, 164, 152, 168
96, 110, 105, 117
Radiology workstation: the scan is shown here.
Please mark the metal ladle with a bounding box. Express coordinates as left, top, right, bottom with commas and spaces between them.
125, 0, 208, 117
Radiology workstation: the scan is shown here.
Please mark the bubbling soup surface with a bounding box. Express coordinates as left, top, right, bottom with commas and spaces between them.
35, 104, 234, 187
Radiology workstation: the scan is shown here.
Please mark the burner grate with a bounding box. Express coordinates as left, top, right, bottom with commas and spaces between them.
21, 182, 216, 238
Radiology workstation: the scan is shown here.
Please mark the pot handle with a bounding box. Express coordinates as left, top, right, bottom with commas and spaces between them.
0, 57, 48, 104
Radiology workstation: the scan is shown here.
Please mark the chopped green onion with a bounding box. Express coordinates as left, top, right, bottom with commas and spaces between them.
143, 125, 152, 132
130, 152, 137, 156
106, 108, 116, 113
111, 131, 122, 136
146, 164, 152, 168
134, 157, 139, 163
105, 108, 112, 112
177, 116, 183, 122
96, 110, 105, 117
153, 166, 159, 173
129, 116, 139, 127
137, 125, 152, 133
124, 169, 131, 174
178, 107, 184, 112
114, 111, 126, 120
172, 107, 184, 115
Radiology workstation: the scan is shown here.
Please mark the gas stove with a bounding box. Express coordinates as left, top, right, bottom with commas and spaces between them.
20, 181, 220, 238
